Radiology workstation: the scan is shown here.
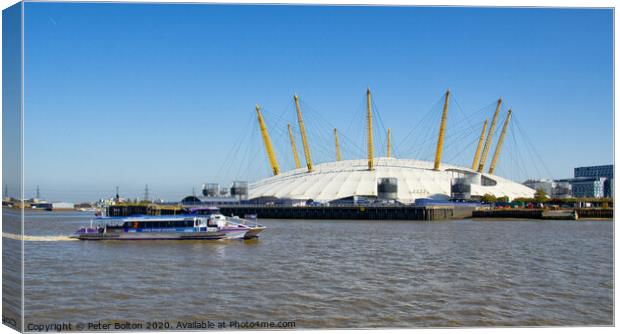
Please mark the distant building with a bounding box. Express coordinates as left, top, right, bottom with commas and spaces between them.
574, 165, 613, 178
574, 164, 613, 198
181, 196, 202, 205
52, 202, 75, 210
568, 177, 606, 198
523, 179, 572, 198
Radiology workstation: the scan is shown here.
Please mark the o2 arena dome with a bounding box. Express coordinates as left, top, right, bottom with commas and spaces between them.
250, 158, 535, 203
247, 89, 535, 204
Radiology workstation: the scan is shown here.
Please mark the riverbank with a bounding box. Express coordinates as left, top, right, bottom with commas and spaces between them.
5, 205, 612, 221
472, 208, 613, 220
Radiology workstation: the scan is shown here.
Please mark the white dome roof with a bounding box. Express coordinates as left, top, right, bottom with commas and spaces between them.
249, 157, 534, 203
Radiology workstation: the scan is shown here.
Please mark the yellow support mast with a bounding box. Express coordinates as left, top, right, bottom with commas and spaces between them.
294, 94, 313, 172
387, 128, 392, 158
366, 88, 374, 171
471, 119, 488, 170
255, 104, 280, 176
433, 90, 450, 171
488, 109, 512, 174
477, 98, 502, 172
334, 128, 342, 161
287, 123, 301, 169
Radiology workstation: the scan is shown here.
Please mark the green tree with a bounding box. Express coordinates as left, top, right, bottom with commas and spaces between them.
534, 189, 548, 203
481, 193, 497, 203
513, 197, 534, 203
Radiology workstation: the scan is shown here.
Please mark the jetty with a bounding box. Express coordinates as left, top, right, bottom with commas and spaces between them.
105, 203, 475, 221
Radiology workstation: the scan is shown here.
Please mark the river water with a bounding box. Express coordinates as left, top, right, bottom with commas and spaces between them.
2, 209, 614, 329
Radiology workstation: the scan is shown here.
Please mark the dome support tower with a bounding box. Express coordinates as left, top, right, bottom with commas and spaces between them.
256, 104, 280, 176
287, 123, 301, 169
471, 119, 488, 170
334, 128, 342, 161
387, 128, 392, 158
488, 109, 512, 174
367, 88, 374, 171
433, 90, 450, 171
477, 98, 502, 172
294, 95, 314, 172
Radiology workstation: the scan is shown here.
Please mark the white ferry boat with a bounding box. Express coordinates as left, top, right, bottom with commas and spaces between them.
73, 213, 263, 241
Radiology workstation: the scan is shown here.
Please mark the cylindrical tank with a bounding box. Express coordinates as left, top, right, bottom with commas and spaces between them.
451, 178, 472, 200
230, 181, 248, 200
377, 178, 398, 200
202, 183, 220, 197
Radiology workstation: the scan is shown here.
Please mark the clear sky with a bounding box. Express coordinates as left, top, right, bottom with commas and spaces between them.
21, 2, 613, 202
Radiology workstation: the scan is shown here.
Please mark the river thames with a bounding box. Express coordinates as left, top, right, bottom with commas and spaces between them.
2, 209, 613, 329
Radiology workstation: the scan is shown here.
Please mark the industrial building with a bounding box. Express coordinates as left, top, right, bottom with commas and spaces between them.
243, 89, 535, 203
569, 177, 606, 198
522, 179, 572, 198
574, 165, 613, 198
574, 165, 613, 179
524, 165, 614, 199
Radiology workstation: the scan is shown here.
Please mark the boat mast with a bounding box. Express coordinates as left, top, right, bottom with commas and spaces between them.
471, 119, 488, 170
433, 90, 450, 171
387, 128, 391, 158
294, 94, 313, 172
287, 123, 301, 169
255, 104, 280, 176
334, 128, 342, 161
488, 109, 512, 174
367, 88, 374, 171
477, 98, 502, 172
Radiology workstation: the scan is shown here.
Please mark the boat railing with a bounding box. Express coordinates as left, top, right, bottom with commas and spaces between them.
228, 216, 262, 227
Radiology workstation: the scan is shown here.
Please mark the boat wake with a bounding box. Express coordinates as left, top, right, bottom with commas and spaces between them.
2, 233, 76, 242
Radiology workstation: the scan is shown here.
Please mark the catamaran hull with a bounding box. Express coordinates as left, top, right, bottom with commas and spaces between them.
243, 226, 266, 239
76, 229, 248, 241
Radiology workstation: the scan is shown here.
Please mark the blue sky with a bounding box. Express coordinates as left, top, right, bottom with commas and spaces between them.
21, 3, 613, 202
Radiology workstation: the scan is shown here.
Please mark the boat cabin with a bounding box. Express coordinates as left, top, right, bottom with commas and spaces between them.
102, 215, 229, 231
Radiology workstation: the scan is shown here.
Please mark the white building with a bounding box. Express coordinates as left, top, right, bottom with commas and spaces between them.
523, 179, 572, 198
51, 202, 75, 209
250, 158, 535, 204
